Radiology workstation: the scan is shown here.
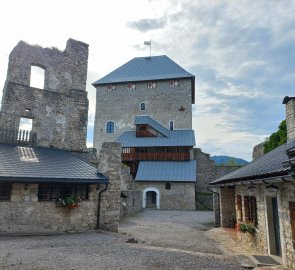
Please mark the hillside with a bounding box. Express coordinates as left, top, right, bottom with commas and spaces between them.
210, 155, 249, 166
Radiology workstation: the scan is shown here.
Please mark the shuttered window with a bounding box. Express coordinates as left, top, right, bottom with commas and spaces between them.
244, 196, 250, 221
289, 202, 295, 249
237, 195, 243, 221
243, 196, 257, 224
0, 183, 11, 201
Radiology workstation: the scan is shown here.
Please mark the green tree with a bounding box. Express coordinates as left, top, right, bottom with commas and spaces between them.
263, 120, 287, 154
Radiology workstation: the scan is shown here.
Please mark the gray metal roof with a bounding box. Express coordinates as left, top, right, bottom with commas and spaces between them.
210, 139, 295, 185
135, 161, 196, 182
117, 130, 195, 147
0, 144, 108, 184
134, 116, 170, 137
93, 55, 194, 85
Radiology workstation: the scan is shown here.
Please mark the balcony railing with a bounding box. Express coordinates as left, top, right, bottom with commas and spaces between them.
121, 152, 190, 162
0, 127, 37, 145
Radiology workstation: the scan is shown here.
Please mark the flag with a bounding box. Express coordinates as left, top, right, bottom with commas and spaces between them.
144, 40, 151, 45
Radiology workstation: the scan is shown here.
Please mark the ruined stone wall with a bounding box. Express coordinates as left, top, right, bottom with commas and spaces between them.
0, 39, 89, 151
0, 183, 98, 233
93, 79, 193, 152
135, 182, 195, 210
194, 148, 240, 192
97, 142, 122, 232
120, 190, 142, 218
252, 142, 265, 160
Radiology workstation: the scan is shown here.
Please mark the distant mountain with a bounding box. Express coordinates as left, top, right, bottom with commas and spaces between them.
210, 155, 249, 166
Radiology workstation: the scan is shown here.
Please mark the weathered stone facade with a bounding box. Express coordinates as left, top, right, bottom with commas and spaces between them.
0, 39, 89, 151
285, 97, 295, 140
97, 142, 122, 232
194, 148, 240, 192
0, 183, 98, 233
252, 142, 264, 160
93, 79, 193, 152
120, 190, 142, 218
135, 182, 195, 210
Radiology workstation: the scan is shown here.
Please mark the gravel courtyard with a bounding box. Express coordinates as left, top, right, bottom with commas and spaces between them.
0, 210, 241, 270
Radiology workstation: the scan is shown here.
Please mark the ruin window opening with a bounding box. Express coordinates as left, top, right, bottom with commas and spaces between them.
18, 117, 33, 142
30, 65, 45, 89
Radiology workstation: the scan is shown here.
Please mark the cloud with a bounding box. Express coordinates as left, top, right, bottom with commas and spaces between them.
127, 17, 166, 32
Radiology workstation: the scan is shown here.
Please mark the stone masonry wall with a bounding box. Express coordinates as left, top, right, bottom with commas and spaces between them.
93, 78, 193, 152
120, 190, 142, 218
0, 39, 89, 151
135, 182, 195, 210
285, 98, 295, 140
252, 142, 265, 160
0, 183, 98, 233
194, 148, 240, 192
97, 142, 122, 232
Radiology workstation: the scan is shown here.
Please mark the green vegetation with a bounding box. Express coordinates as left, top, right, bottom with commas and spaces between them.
263, 120, 287, 154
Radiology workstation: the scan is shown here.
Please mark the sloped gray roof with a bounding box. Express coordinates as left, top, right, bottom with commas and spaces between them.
210, 139, 295, 185
117, 130, 195, 147
134, 116, 170, 137
135, 161, 196, 182
0, 144, 108, 184
93, 55, 194, 85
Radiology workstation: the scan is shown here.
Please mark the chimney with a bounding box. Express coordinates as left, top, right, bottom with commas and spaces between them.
283, 96, 295, 140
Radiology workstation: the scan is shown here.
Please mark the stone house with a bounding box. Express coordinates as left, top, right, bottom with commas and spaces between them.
93, 55, 196, 210
210, 96, 295, 269
0, 39, 121, 233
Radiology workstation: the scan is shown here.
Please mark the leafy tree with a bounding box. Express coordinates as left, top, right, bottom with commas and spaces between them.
263, 120, 287, 154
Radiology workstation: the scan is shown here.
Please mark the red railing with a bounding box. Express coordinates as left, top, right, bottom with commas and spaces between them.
122, 152, 190, 161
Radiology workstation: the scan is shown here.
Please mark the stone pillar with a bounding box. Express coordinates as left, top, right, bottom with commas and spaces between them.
219, 187, 236, 228
283, 96, 295, 140
97, 142, 122, 232
213, 192, 221, 227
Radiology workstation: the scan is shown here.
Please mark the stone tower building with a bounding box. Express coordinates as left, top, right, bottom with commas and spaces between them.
93, 55, 195, 152
93, 55, 196, 210
0, 39, 89, 151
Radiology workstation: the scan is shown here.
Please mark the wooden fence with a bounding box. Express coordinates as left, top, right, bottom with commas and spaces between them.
0, 127, 37, 145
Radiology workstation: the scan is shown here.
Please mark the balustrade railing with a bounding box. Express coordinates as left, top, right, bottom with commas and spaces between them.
122, 152, 190, 161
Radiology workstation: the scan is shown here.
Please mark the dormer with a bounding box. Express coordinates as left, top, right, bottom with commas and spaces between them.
134, 116, 169, 138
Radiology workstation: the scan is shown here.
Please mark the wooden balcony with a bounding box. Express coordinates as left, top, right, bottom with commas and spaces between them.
0, 127, 37, 146
121, 152, 190, 162
136, 130, 157, 137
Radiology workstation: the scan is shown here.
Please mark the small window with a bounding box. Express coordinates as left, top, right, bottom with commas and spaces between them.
169, 80, 179, 88
30, 65, 45, 89
140, 103, 146, 111
0, 183, 11, 201
169, 121, 174, 130
147, 81, 157, 89
165, 183, 171, 190
38, 183, 89, 201
106, 121, 115, 134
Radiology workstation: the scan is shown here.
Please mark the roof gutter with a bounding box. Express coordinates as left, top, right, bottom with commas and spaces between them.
96, 184, 108, 230
209, 174, 295, 187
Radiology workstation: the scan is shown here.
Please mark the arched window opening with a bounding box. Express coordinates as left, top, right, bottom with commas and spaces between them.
30, 65, 45, 89
106, 121, 115, 134
140, 102, 146, 111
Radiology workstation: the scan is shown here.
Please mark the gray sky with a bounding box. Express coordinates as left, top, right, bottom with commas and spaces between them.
1, 0, 294, 161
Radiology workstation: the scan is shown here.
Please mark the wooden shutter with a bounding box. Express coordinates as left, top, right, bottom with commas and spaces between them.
237, 195, 243, 221
289, 202, 295, 249
250, 196, 258, 225
244, 196, 250, 221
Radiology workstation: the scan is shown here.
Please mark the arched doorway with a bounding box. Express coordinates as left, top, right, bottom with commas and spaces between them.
142, 188, 160, 209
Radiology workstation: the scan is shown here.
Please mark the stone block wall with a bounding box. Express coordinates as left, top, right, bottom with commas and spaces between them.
252, 142, 265, 160
120, 190, 142, 218
0, 183, 98, 233
285, 98, 295, 140
93, 78, 193, 152
135, 182, 195, 210
0, 39, 89, 151
97, 142, 122, 232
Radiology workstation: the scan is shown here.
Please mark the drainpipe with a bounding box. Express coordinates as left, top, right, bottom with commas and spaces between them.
96, 184, 108, 230
207, 186, 220, 227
